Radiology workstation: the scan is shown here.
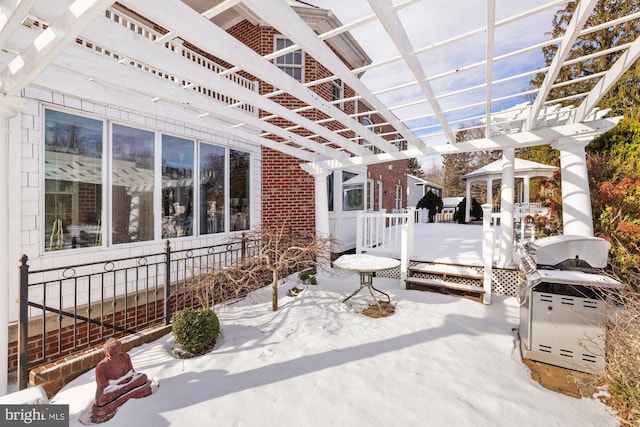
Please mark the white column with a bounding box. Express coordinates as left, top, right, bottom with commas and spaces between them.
552, 137, 594, 236
523, 176, 530, 205
464, 180, 471, 222
481, 204, 494, 305
486, 178, 493, 207
0, 96, 26, 396
309, 168, 332, 268
499, 149, 515, 268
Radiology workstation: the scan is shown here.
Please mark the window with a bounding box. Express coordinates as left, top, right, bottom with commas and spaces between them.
332, 79, 343, 109
200, 143, 225, 234
162, 135, 194, 238
112, 124, 155, 244
44, 109, 103, 251
274, 36, 303, 82
377, 181, 383, 211
43, 108, 253, 250
327, 172, 334, 211
342, 171, 364, 211
230, 150, 250, 231
395, 184, 403, 210
366, 178, 374, 211
361, 117, 373, 151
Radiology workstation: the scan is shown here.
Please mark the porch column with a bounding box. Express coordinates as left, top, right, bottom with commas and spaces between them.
310, 168, 332, 267
551, 137, 594, 236
523, 176, 530, 205
0, 96, 26, 396
486, 178, 493, 206
499, 148, 515, 268
464, 179, 471, 222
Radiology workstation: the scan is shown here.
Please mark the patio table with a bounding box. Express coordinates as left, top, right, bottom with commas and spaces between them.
333, 254, 400, 315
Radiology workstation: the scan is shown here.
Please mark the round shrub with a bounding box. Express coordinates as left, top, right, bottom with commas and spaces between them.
172, 308, 220, 354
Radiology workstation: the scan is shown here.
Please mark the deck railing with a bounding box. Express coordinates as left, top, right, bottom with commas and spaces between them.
356, 208, 416, 282
17, 236, 260, 390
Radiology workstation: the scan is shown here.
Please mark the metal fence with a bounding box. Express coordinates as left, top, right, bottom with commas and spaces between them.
17, 236, 260, 389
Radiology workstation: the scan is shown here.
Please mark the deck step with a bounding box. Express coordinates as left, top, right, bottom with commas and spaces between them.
405, 277, 485, 295
410, 263, 483, 280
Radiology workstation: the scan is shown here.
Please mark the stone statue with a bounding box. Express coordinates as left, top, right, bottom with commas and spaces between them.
91, 338, 152, 423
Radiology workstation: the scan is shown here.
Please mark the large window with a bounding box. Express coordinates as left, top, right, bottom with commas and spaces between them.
162, 135, 194, 238
44, 109, 103, 251
230, 149, 250, 231
274, 36, 303, 83
43, 109, 252, 251
342, 171, 364, 211
112, 124, 155, 244
200, 143, 225, 234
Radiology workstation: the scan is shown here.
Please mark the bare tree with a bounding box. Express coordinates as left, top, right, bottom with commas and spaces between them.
189, 225, 334, 312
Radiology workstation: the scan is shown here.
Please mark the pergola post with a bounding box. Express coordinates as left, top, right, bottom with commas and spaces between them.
310, 168, 332, 267
552, 137, 594, 236
0, 96, 26, 396
499, 148, 515, 268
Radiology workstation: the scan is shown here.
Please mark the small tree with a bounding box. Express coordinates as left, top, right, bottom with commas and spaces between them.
190, 225, 333, 312
416, 190, 443, 223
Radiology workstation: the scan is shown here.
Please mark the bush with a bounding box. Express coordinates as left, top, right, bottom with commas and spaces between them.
604, 286, 640, 425
298, 269, 317, 285
172, 308, 220, 354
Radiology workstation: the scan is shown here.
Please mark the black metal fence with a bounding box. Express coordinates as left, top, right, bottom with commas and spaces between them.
17, 236, 259, 390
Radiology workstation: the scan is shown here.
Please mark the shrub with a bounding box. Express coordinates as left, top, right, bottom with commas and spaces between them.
172, 308, 220, 354
604, 284, 640, 425
298, 269, 317, 285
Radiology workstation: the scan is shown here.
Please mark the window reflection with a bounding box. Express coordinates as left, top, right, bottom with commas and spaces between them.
342, 171, 364, 211
112, 124, 154, 244
230, 150, 250, 231
200, 143, 225, 234
44, 109, 103, 251
162, 135, 194, 238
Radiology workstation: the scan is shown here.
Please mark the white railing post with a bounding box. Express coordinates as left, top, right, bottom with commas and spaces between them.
356, 211, 363, 254
401, 208, 415, 285
482, 204, 494, 305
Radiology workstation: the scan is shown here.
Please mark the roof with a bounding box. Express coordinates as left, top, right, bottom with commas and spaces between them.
461, 158, 558, 181
0, 0, 637, 175
408, 174, 443, 189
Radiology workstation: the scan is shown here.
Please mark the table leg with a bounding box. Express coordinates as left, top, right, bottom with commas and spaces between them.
342, 285, 364, 303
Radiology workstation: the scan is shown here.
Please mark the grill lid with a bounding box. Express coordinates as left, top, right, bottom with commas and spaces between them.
528, 235, 610, 270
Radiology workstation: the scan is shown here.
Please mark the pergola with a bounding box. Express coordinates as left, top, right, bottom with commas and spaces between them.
0, 0, 639, 391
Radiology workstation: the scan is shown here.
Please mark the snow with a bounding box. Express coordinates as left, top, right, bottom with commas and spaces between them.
51, 269, 619, 426
333, 253, 401, 272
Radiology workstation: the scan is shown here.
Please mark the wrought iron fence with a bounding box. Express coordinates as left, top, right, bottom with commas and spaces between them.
17, 235, 260, 389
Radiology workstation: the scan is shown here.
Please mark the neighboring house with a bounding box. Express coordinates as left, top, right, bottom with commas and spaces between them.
406, 175, 444, 208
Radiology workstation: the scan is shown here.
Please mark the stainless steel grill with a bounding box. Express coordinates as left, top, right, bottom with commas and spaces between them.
518, 235, 623, 374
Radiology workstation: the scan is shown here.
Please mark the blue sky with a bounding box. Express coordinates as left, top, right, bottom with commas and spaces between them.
312, 0, 561, 167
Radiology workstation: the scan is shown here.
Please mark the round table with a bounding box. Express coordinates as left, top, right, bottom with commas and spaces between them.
333, 254, 401, 315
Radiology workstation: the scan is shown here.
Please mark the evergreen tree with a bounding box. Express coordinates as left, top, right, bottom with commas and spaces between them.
529, 0, 640, 119
407, 158, 424, 177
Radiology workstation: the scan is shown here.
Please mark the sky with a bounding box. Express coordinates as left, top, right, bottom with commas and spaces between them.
311, 0, 563, 168
50, 224, 620, 426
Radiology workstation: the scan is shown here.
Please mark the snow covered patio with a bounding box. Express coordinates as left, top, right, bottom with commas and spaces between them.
50, 272, 618, 426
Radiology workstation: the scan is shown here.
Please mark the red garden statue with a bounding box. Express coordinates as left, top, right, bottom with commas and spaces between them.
91, 338, 153, 423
